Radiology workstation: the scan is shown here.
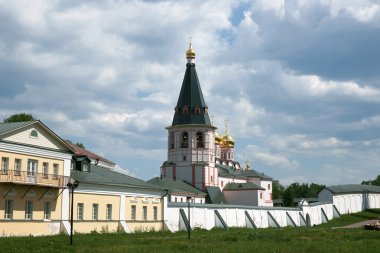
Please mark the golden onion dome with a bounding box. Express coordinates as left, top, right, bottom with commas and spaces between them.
221, 133, 235, 148
215, 132, 221, 145
186, 41, 196, 58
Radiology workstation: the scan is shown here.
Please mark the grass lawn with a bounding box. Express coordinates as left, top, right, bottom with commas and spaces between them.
0, 209, 379, 253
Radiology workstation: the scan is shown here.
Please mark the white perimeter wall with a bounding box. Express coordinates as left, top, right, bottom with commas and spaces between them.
164, 193, 380, 232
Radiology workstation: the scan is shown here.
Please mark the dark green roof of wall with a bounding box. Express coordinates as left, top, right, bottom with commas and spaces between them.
323, 184, 380, 194
71, 164, 163, 191
148, 177, 205, 195
205, 186, 226, 204
223, 182, 265, 191
216, 163, 272, 180
172, 63, 212, 126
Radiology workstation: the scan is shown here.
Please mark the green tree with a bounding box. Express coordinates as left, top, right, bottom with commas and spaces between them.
4, 113, 36, 123
362, 175, 380, 186
272, 180, 285, 200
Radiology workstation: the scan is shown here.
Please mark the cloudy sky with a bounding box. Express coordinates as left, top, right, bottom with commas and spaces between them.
1, 0, 379, 186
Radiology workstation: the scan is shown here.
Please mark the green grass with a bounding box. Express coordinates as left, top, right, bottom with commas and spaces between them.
1, 209, 379, 253
315, 208, 380, 228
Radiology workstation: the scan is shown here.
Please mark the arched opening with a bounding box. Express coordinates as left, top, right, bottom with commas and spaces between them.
170, 132, 174, 149
181, 132, 188, 148
196, 132, 203, 148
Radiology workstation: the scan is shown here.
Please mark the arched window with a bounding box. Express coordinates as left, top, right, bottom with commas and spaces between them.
181, 132, 188, 148
196, 132, 203, 148
170, 132, 174, 149
183, 106, 189, 115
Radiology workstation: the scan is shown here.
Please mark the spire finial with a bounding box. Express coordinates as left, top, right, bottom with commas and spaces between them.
224, 119, 229, 134
186, 37, 196, 60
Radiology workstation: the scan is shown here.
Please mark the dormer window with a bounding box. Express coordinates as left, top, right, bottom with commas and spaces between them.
195, 106, 201, 115
82, 163, 89, 172
183, 106, 189, 115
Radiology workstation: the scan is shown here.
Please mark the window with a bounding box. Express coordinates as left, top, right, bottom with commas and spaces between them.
42, 162, 49, 178
170, 132, 174, 149
175, 197, 177, 202
44, 202, 51, 220
14, 159, 22, 175
5, 200, 13, 220
27, 160, 38, 176
131, 205, 136, 220
260, 192, 263, 200
153, 206, 158, 221
106, 204, 112, 221
77, 203, 84, 220
82, 163, 89, 172
221, 181, 224, 187
30, 130, 38, 138
181, 132, 188, 148
92, 204, 98, 220
53, 164, 59, 179
196, 132, 203, 148
195, 106, 201, 114
25, 201, 33, 220
268, 184, 271, 190
183, 106, 188, 114
183, 155, 186, 161
143, 206, 147, 221
1, 157, 9, 174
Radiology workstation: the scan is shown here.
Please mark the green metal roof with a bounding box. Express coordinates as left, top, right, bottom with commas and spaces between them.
71, 164, 163, 191
223, 182, 265, 191
205, 186, 226, 204
324, 184, 380, 194
216, 163, 272, 180
0, 121, 36, 136
171, 63, 212, 126
148, 177, 205, 195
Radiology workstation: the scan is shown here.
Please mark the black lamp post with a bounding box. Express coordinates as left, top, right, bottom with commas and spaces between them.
186, 196, 191, 239
67, 179, 79, 246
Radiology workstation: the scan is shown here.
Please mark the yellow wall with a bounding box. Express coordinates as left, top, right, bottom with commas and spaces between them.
125, 196, 162, 222
0, 184, 62, 220
0, 221, 62, 236
0, 150, 65, 176
73, 221, 120, 234
73, 193, 120, 221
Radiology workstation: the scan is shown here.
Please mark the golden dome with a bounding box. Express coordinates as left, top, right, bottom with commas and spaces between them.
215, 132, 221, 145
186, 41, 196, 59
221, 133, 234, 148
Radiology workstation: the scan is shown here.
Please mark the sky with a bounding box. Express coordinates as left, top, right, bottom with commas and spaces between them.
0, 0, 379, 186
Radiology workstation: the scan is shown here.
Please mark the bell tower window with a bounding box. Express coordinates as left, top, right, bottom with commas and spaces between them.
181, 132, 188, 148
196, 132, 203, 148
170, 132, 175, 149
195, 106, 201, 115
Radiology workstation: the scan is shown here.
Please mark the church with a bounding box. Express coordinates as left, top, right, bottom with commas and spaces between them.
158, 42, 273, 207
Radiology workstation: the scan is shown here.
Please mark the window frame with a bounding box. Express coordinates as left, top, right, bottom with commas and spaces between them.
14, 159, 22, 176
44, 202, 51, 220
25, 200, 33, 220
5, 200, 13, 220
131, 205, 136, 220
153, 206, 158, 221
143, 206, 148, 221
1, 157, 9, 174
106, 204, 112, 221
42, 162, 49, 178
92, 203, 99, 220
77, 203, 84, 220
27, 159, 38, 177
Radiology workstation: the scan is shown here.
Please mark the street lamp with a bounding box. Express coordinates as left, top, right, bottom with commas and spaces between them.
67, 179, 79, 246
186, 196, 191, 239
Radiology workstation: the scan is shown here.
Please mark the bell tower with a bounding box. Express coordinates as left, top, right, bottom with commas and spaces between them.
162, 41, 217, 190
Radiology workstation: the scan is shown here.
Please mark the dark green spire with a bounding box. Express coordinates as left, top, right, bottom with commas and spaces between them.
171, 62, 211, 126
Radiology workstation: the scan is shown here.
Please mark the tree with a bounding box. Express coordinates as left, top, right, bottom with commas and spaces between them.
272, 180, 285, 200
4, 113, 36, 123
362, 175, 380, 186
75, 143, 86, 149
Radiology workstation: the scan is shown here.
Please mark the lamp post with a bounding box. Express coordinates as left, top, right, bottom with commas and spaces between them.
67, 179, 79, 246
186, 196, 191, 239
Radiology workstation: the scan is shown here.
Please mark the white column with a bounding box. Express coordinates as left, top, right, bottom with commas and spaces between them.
119, 195, 125, 220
